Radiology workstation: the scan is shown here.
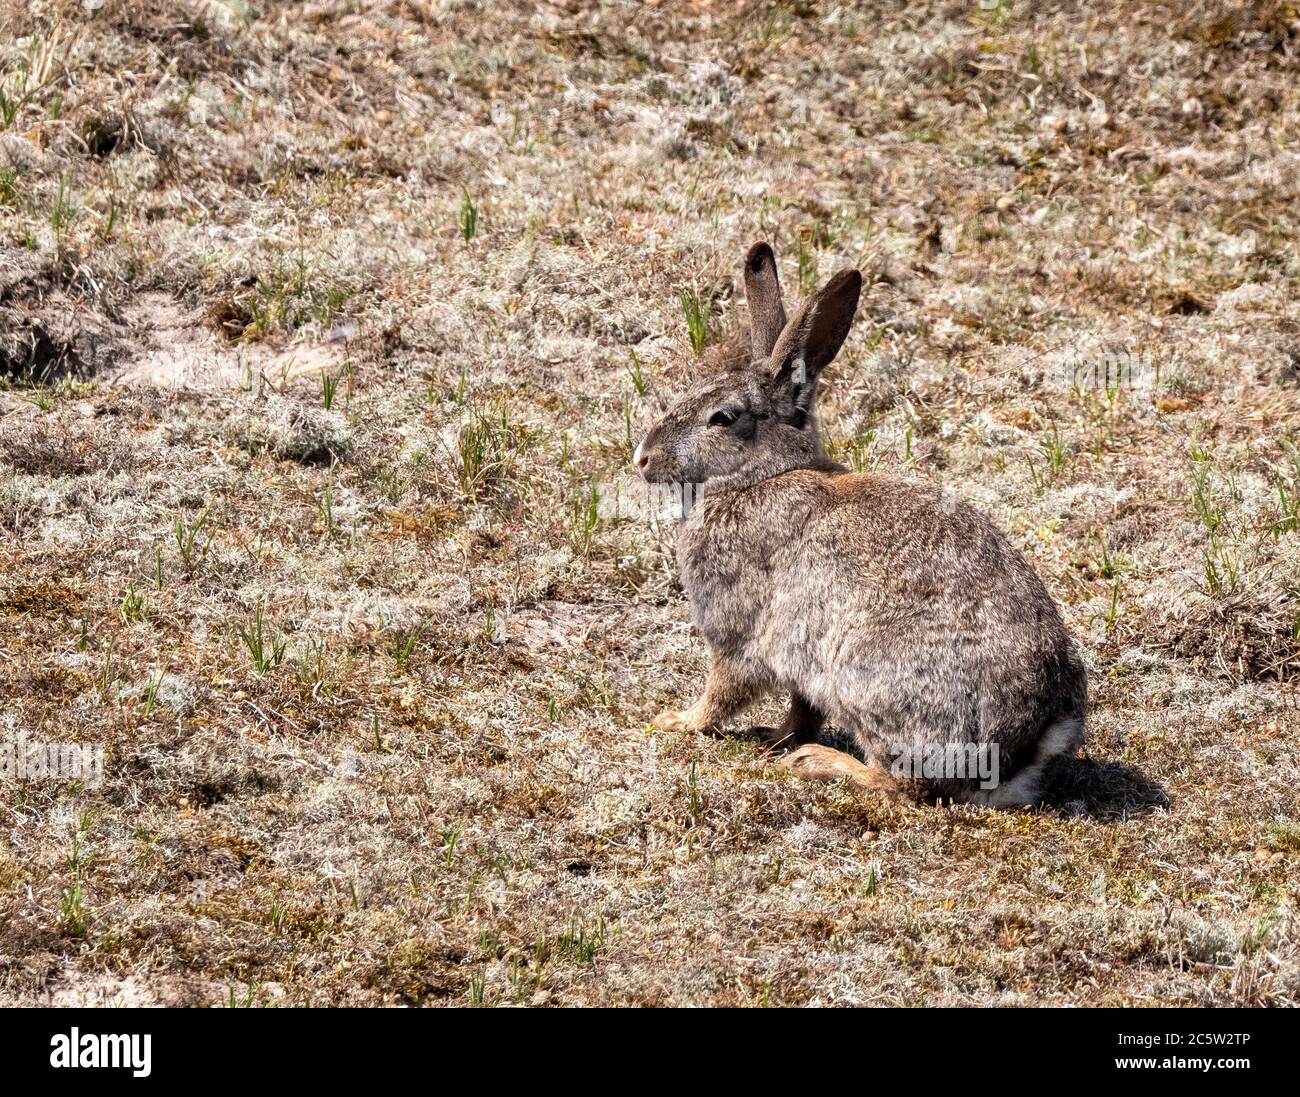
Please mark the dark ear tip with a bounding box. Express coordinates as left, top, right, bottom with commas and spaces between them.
745, 241, 775, 273
820, 268, 863, 306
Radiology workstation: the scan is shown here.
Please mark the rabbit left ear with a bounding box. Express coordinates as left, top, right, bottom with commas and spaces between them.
769, 266, 863, 389
770, 269, 862, 419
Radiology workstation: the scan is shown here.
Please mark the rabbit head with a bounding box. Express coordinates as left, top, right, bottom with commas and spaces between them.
634, 243, 862, 489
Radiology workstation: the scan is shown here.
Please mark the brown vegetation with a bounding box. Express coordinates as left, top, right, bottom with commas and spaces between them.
0, 0, 1297, 1005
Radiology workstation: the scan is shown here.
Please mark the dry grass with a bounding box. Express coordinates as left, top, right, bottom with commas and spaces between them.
1, 0, 1298, 1006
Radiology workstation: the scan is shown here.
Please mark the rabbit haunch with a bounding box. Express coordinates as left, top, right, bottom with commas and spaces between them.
637, 242, 1086, 806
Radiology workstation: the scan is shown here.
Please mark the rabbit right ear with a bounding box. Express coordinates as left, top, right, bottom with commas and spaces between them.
744, 242, 787, 360
770, 268, 862, 385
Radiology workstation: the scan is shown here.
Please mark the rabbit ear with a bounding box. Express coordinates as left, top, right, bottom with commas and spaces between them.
770, 269, 862, 401
744, 242, 787, 360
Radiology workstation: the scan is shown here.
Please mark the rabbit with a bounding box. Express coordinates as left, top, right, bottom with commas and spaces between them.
633, 242, 1086, 806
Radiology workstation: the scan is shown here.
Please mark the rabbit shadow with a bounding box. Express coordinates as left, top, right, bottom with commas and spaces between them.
1036, 753, 1169, 820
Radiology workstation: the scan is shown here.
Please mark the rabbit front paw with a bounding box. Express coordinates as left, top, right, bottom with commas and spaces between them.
649, 708, 700, 733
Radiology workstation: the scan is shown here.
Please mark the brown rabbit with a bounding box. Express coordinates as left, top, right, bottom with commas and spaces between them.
634, 243, 1086, 806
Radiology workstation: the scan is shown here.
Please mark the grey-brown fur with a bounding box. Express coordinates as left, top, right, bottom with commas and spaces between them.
636, 244, 1087, 806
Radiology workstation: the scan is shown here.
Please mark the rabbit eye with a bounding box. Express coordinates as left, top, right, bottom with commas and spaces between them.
708, 409, 738, 428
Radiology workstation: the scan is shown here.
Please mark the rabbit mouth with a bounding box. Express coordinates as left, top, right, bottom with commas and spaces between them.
640, 467, 684, 487
637, 458, 697, 488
